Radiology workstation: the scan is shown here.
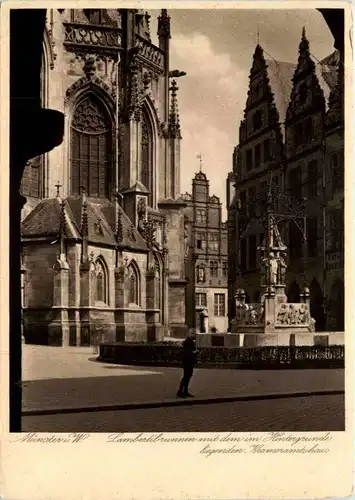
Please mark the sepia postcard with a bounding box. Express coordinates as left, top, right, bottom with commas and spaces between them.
0, 1, 354, 499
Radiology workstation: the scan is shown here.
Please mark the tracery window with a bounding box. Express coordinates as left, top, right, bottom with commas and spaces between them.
155, 266, 161, 311
95, 259, 107, 304
141, 109, 153, 205
127, 263, 140, 305
70, 94, 112, 198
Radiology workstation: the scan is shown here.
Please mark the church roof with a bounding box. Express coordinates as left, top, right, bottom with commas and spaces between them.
22, 196, 148, 251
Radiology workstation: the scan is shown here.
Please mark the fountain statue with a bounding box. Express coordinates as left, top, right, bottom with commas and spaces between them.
231, 190, 315, 347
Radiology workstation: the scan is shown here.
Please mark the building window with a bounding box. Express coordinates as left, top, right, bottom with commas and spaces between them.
127, 263, 139, 305
214, 294, 225, 316
255, 143, 261, 167
196, 232, 207, 250
196, 293, 207, 307
248, 235, 257, 269
329, 209, 344, 252
70, 94, 112, 197
210, 260, 218, 277
222, 261, 228, 277
289, 222, 303, 258
246, 149, 253, 171
308, 160, 318, 199
299, 82, 308, 104
252, 110, 262, 132
196, 209, 207, 224
209, 233, 219, 252
305, 117, 313, 140
240, 238, 247, 271
295, 121, 304, 145
331, 152, 344, 192
307, 217, 318, 257
263, 138, 271, 162
288, 168, 302, 200
141, 108, 153, 205
95, 259, 107, 304
248, 186, 256, 218
155, 270, 161, 311
196, 265, 206, 283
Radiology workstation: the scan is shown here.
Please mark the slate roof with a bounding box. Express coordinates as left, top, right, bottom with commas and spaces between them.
265, 55, 337, 128
22, 195, 148, 251
266, 59, 296, 124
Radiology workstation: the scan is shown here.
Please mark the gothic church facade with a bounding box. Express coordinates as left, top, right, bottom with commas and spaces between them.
21, 9, 188, 345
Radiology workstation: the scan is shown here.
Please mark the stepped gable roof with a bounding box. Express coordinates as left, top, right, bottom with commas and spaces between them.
22, 196, 148, 250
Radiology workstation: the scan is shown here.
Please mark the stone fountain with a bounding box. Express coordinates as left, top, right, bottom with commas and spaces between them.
231, 195, 315, 347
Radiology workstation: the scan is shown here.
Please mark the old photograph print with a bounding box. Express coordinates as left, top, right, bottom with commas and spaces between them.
11, 7, 345, 433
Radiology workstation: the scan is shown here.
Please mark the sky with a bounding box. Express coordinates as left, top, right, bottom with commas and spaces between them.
150, 9, 335, 218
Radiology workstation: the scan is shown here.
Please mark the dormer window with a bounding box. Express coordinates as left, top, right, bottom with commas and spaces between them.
252, 110, 262, 132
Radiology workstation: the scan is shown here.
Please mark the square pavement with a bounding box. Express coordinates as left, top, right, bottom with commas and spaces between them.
22, 345, 344, 413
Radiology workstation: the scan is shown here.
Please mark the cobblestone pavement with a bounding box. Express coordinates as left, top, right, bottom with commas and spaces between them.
22, 346, 344, 412
22, 394, 344, 432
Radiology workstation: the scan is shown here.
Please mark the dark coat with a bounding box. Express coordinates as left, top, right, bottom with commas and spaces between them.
182, 337, 197, 366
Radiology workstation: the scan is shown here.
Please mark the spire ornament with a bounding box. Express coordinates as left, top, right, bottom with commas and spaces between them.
59, 198, 67, 256
80, 187, 89, 263
157, 9, 171, 39
168, 79, 181, 139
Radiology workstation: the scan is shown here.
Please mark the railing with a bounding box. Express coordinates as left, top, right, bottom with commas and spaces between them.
63, 22, 122, 53
135, 35, 165, 73
99, 343, 344, 369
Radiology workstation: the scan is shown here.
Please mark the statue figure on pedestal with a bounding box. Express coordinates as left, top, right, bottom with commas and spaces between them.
268, 252, 278, 285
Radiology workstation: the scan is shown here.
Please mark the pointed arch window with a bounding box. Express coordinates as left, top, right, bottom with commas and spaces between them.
128, 263, 140, 306
95, 259, 107, 304
70, 94, 112, 198
140, 108, 153, 205
155, 259, 161, 313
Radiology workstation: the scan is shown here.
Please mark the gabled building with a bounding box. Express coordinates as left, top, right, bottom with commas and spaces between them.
182, 171, 228, 333
227, 29, 343, 332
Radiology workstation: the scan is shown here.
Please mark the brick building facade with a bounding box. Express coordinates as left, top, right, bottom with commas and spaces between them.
182, 171, 228, 333
21, 9, 189, 345
227, 29, 344, 332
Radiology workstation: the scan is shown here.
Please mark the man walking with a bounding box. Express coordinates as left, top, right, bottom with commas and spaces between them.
177, 328, 198, 398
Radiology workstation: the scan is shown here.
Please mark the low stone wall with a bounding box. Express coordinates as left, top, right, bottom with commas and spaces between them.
99, 342, 344, 369
196, 332, 345, 348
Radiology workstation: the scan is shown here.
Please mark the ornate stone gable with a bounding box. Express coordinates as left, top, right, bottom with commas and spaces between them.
239, 44, 283, 147
286, 28, 325, 122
